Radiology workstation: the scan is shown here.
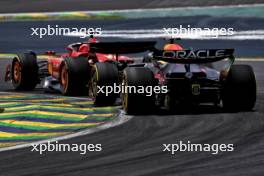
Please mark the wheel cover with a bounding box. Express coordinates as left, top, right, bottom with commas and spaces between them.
61, 65, 69, 94
13, 61, 21, 84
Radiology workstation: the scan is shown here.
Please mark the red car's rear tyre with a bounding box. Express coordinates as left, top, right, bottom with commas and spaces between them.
11, 53, 39, 90
89, 62, 118, 106
60, 57, 90, 96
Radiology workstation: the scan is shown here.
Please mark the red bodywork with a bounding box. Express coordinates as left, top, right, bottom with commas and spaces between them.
47, 40, 134, 80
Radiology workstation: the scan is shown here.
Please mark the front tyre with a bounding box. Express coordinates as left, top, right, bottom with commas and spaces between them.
11, 53, 39, 90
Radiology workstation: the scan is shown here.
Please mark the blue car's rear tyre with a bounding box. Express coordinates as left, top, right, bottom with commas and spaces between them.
222, 65, 256, 111
122, 67, 156, 114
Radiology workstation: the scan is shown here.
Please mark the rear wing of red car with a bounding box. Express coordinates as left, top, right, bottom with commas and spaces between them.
153, 49, 235, 64
89, 41, 156, 54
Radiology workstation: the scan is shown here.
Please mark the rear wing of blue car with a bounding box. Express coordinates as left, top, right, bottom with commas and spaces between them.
153, 49, 235, 64
89, 41, 156, 54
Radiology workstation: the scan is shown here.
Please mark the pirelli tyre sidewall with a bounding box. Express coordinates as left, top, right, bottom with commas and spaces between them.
122, 67, 156, 115
222, 64, 257, 111
11, 53, 39, 90
89, 62, 118, 106
60, 57, 90, 96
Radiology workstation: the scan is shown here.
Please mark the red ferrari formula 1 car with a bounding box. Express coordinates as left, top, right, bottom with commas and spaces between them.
5, 37, 156, 105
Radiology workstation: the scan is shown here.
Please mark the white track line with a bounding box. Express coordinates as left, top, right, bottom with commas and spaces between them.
236, 58, 264, 61
66, 30, 264, 40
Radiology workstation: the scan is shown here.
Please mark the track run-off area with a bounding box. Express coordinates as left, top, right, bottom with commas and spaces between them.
0, 92, 120, 150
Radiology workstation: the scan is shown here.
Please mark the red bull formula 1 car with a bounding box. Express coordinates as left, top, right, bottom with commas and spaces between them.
121, 39, 257, 114
5, 37, 156, 105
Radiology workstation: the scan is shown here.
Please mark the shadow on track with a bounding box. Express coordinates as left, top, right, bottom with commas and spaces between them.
132, 104, 256, 116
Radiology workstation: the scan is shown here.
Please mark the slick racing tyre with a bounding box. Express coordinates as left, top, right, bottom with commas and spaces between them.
11, 52, 39, 90
60, 57, 90, 96
122, 67, 156, 114
89, 62, 118, 106
222, 65, 256, 111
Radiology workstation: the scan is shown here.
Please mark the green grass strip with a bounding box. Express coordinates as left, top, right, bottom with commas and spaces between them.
0, 135, 59, 141
0, 122, 97, 131
0, 113, 85, 121
3, 105, 117, 114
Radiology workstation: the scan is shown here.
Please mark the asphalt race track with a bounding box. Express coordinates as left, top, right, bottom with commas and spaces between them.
0, 18, 264, 176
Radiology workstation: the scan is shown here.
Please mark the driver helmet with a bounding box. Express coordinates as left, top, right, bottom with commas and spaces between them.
79, 44, 89, 53
163, 44, 183, 51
